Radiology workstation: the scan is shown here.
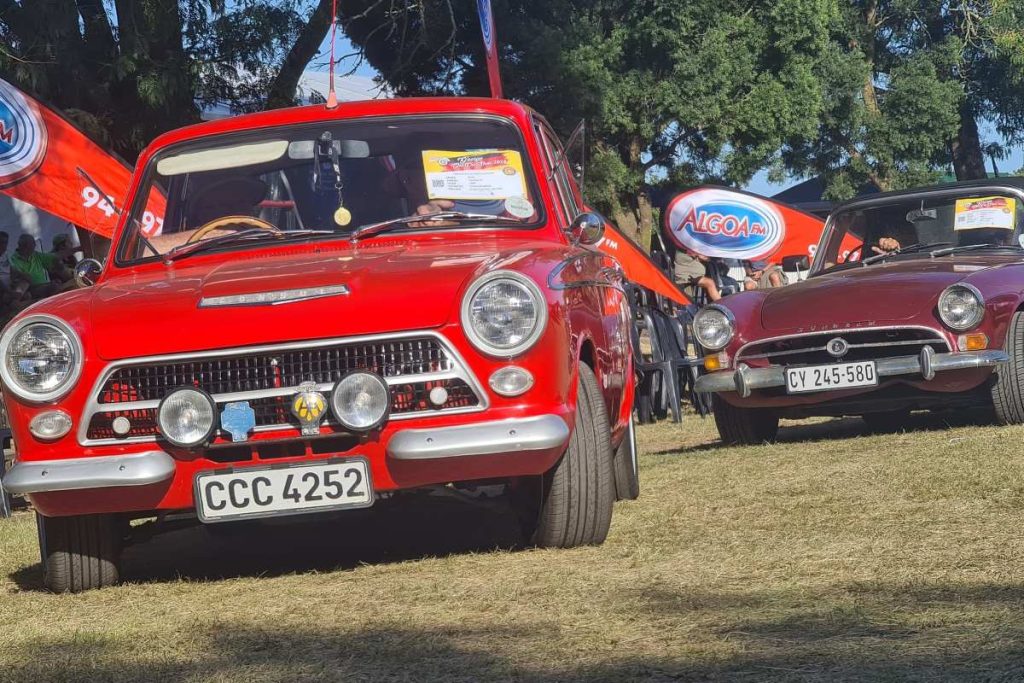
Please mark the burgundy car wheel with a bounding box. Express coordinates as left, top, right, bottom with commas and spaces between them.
712, 395, 779, 445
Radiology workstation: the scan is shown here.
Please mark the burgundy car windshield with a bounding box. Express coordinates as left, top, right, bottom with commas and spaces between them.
118, 117, 545, 263
814, 190, 1024, 274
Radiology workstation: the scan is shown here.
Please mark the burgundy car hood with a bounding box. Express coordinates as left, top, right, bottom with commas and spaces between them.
90, 240, 531, 360
760, 256, 1016, 331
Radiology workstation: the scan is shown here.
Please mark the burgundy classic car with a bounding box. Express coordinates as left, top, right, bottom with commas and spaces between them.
0, 98, 638, 591
694, 179, 1024, 444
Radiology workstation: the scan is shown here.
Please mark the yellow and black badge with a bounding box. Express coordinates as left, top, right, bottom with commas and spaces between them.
291, 382, 327, 436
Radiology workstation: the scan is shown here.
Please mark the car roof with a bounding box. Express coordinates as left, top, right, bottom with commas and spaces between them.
834, 176, 1024, 214
143, 98, 537, 156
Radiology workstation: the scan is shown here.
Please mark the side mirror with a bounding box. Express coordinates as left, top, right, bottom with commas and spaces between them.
567, 212, 604, 246
73, 258, 103, 288
781, 255, 810, 273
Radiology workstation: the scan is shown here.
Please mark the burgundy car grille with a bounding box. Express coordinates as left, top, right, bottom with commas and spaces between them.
83, 335, 483, 443
737, 328, 950, 366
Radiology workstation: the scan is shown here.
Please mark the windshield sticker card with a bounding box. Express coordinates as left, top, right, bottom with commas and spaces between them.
422, 150, 527, 200
954, 196, 1017, 231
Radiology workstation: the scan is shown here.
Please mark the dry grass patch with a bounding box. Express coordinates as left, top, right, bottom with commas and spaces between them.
2, 412, 1024, 681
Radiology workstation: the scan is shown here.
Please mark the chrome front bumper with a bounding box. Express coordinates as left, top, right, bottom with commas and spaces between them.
388, 415, 570, 460
694, 348, 1008, 397
2, 451, 176, 495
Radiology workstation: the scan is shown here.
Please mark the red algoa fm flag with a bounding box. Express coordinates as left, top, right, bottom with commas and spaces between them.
477, 0, 503, 98
0, 77, 164, 238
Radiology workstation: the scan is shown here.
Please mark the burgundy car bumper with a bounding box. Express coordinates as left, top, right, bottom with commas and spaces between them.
695, 348, 1008, 397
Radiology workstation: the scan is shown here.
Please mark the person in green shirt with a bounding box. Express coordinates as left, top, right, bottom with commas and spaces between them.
10, 234, 72, 300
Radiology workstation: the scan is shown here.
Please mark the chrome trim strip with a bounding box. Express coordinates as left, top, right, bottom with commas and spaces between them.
78, 331, 488, 446
739, 337, 949, 362
387, 415, 570, 460
734, 325, 950, 362
1, 451, 175, 494
695, 350, 1008, 395
198, 284, 350, 308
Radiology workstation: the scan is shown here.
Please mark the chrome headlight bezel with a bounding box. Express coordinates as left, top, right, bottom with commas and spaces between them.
330, 371, 391, 432
938, 283, 985, 331
0, 314, 84, 403
692, 304, 736, 352
156, 387, 218, 449
461, 270, 548, 358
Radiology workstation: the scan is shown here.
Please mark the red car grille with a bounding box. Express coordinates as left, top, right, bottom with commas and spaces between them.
83, 335, 483, 443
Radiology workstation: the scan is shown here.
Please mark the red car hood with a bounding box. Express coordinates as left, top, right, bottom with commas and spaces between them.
91, 239, 535, 360
760, 255, 1017, 331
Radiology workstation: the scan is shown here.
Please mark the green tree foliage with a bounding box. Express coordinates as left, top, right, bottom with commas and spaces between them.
344, 0, 838, 244
0, 0, 332, 160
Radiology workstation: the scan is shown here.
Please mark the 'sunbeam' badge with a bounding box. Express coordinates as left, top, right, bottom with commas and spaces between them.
292, 382, 327, 436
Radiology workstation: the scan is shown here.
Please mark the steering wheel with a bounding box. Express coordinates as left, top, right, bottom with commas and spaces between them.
185, 215, 282, 244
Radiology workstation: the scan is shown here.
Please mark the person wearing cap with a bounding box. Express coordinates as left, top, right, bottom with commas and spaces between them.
51, 234, 79, 269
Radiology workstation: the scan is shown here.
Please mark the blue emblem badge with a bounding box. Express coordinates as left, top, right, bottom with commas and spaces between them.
221, 401, 256, 442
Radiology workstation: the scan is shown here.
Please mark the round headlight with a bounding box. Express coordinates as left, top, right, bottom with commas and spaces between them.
157, 388, 217, 448
331, 372, 390, 432
692, 305, 735, 351
462, 271, 547, 357
0, 315, 83, 402
938, 284, 984, 331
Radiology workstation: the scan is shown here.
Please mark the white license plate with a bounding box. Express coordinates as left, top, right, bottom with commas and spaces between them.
785, 361, 878, 394
195, 459, 373, 523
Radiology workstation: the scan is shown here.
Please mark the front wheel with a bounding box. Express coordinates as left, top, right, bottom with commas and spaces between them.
992, 311, 1024, 425
712, 395, 779, 445
37, 513, 122, 593
520, 364, 616, 548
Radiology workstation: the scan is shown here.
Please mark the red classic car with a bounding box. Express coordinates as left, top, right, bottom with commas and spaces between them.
0, 98, 638, 592
694, 179, 1024, 444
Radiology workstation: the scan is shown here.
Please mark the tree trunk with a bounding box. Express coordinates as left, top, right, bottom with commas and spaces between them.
265, 0, 335, 109
951, 101, 988, 180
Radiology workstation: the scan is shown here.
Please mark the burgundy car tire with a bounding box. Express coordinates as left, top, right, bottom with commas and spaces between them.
38, 513, 122, 593
612, 417, 640, 501
526, 364, 615, 548
992, 311, 1024, 425
712, 395, 779, 445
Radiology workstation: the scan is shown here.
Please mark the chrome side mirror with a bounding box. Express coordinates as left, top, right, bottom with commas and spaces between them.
73, 258, 103, 288
567, 212, 604, 246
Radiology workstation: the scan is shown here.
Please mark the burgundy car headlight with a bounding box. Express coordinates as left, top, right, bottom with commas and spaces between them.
693, 305, 735, 351
938, 284, 984, 331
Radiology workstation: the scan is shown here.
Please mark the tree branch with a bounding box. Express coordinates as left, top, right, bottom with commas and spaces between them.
265, 0, 334, 109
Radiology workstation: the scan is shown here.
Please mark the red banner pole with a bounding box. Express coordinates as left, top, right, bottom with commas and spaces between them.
477, 0, 503, 98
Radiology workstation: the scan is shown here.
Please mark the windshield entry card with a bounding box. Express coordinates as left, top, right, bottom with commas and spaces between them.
954, 196, 1016, 231
422, 149, 527, 200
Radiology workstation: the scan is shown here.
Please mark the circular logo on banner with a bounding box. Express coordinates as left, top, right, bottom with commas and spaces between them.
0, 79, 46, 189
666, 188, 784, 261
477, 0, 495, 50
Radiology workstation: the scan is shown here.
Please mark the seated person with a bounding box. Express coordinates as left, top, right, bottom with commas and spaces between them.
673, 249, 722, 302
744, 259, 784, 289
10, 234, 74, 300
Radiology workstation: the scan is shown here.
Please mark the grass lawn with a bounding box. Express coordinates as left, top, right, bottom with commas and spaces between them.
3, 412, 1024, 681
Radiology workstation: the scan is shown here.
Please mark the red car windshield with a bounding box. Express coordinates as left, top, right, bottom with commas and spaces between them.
814, 190, 1024, 274
118, 116, 545, 263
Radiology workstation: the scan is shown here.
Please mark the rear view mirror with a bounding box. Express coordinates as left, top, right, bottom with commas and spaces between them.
288, 139, 370, 160
567, 212, 604, 246
73, 258, 103, 288
781, 255, 810, 272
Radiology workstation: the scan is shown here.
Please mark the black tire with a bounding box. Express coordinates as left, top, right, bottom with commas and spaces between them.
861, 410, 911, 433
992, 311, 1024, 425
38, 513, 122, 593
712, 395, 779, 445
612, 417, 640, 501
524, 364, 615, 548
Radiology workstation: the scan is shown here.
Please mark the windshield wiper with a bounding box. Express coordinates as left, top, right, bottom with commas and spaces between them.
860, 242, 950, 266
164, 228, 333, 264
348, 212, 522, 243
929, 243, 1017, 257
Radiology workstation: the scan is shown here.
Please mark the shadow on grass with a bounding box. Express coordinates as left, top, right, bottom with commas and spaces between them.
651, 407, 997, 456
10, 491, 526, 591
6, 588, 1024, 682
